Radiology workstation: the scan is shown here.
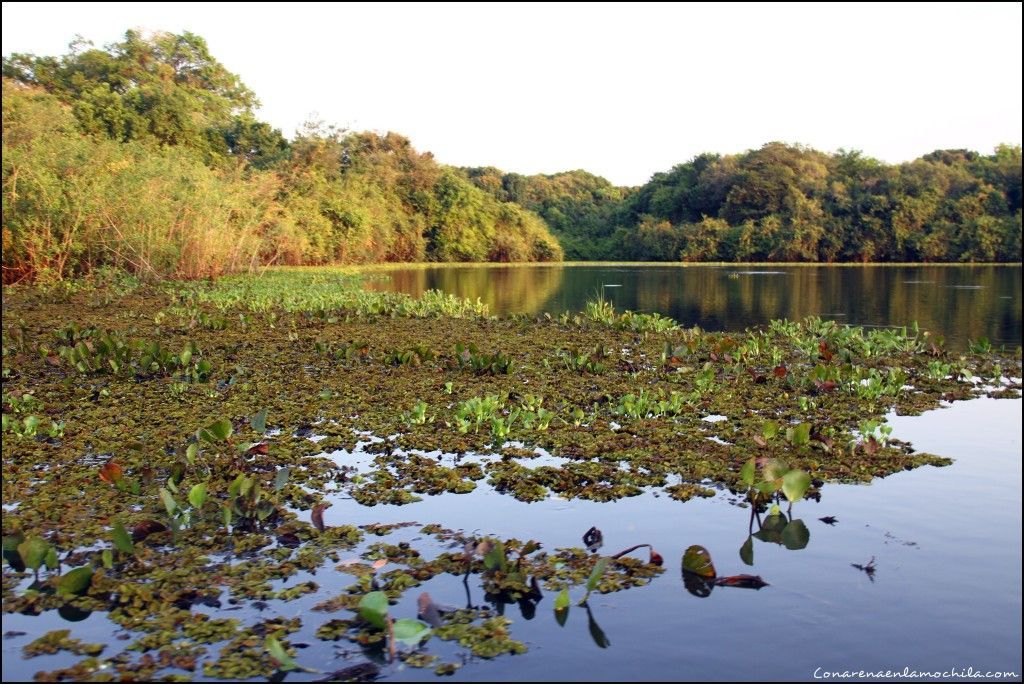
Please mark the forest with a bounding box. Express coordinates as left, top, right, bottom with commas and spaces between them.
2, 30, 1020, 283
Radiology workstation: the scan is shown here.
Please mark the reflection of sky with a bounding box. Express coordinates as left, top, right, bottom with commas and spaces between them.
369, 264, 1022, 350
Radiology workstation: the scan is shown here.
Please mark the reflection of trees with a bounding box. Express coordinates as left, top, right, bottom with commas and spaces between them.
368, 265, 565, 316
368, 265, 1021, 348
617, 265, 1021, 349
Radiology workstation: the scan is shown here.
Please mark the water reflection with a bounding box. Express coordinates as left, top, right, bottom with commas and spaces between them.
369, 265, 1022, 349
367, 265, 565, 316
683, 502, 813, 598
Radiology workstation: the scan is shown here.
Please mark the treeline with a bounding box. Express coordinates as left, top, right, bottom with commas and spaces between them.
1, 31, 561, 283
2, 31, 1020, 284
463, 143, 1021, 262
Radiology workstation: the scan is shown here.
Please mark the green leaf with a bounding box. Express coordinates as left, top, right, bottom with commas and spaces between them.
159, 488, 178, 517
740, 457, 756, 486
188, 483, 208, 509
782, 519, 810, 550
185, 443, 198, 466
762, 458, 789, 482
265, 636, 297, 672
762, 421, 779, 439
44, 546, 59, 570
112, 524, 133, 554
586, 557, 610, 592
273, 467, 290, 492
554, 588, 570, 612
739, 536, 754, 566
2, 534, 24, 552
358, 591, 389, 629
180, 345, 192, 367
392, 618, 431, 646
250, 408, 268, 434
483, 541, 506, 572
57, 566, 94, 596
786, 422, 811, 447
754, 480, 778, 495
781, 469, 811, 503
17, 537, 49, 572
2, 535, 26, 572
209, 419, 232, 441
682, 545, 716, 578
101, 549, 114, 569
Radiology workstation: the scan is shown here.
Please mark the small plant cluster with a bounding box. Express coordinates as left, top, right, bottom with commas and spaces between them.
454, 342, 513, 375
584, 296, 679, 334
42, 330, 213, 382
1, 392, 64, 440
556, 344, 609, 375
613, 388, 690, 419
384, 344, 436, 367
448, 394, 555, 440
315, 339, 372, 365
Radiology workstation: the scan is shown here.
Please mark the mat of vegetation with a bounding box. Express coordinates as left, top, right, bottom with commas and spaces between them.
2, 270, 1020, 680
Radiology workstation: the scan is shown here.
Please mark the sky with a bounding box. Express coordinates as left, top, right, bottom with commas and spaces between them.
2, 2, 1021, 186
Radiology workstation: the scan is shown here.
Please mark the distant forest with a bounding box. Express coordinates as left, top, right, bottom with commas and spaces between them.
2, 30, 1020, 282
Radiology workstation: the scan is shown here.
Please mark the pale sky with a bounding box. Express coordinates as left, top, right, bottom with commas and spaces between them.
2, 2, 1021, 186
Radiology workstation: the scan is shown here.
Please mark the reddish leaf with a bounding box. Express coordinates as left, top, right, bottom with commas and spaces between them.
714, 574, 769, 589
311, 503, 329, 532
247, 442, 269, 456
818, 340, 833, 362
816, 380, 837, 392
773, 365, 787, 378
747, 368, 766, 384
44, 354, 61, 367
649, 548, 664, 566
131, 520, 168, 542
372, 559, 387, 571
98, 462, 123, 484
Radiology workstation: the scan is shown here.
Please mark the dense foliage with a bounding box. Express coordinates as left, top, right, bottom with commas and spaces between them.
1, 31, 561, 283
460, 168, 628, 260
464, 144, 1021, 263
2, 30, 1020, 282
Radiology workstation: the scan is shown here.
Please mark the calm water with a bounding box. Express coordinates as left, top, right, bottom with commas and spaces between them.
368, 264, 1022, 350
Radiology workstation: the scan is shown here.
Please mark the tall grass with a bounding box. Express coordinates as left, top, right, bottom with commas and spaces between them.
2, 84, 285, 284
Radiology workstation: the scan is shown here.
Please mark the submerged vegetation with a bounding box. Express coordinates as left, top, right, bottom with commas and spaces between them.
2, 269, 1020, 679
3, 30, 1020, 285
